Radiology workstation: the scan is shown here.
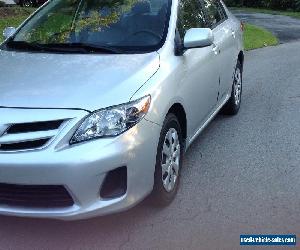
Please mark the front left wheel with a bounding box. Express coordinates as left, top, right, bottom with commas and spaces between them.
150, 113, 184, 206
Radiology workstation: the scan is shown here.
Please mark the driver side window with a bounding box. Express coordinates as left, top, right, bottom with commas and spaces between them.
177, 0, 206, 39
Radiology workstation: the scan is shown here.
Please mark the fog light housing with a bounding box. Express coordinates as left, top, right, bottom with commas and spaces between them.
100, 167, 127, 199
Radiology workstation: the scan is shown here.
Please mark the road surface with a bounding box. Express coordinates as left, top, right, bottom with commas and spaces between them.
233, 10, 300, 43
2, 0, 15, 5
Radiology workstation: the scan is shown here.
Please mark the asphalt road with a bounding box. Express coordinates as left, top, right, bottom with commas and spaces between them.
233, 10, 300, 43
0, 40, 299, 249
2, 0, 15, 4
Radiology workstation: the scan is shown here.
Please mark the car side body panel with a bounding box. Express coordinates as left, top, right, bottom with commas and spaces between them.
132, 0, 244, 148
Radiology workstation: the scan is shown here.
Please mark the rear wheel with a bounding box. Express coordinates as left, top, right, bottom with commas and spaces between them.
222, 61, 243, 115
150, 113, 183, 206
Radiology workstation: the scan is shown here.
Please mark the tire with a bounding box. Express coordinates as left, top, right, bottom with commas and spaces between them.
222, 61, 243, 115
150, 113, 184, 206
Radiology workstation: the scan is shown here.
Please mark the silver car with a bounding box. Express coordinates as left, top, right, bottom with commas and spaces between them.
0, 0, 244, 220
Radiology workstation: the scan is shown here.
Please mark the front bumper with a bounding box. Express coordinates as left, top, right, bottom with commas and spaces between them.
0, 108, 161, 220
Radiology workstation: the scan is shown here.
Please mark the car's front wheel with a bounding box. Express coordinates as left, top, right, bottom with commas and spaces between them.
151, 113, 183, 206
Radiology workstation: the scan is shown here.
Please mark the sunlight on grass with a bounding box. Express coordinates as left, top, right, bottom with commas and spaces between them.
244, 24, 279, 50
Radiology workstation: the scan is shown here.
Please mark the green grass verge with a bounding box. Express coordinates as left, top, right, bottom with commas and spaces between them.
231, 7, 300, 19
0, 16, 27, 41
0, 7, 36, 42
244, 23, 279, 50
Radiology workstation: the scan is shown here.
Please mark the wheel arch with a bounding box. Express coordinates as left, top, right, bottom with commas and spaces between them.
167, 103, 187, 143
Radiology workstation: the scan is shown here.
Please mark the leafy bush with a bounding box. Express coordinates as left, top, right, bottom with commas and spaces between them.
0, 1, 6, 7
296, 0, 300, 10
223, 0, 239, 6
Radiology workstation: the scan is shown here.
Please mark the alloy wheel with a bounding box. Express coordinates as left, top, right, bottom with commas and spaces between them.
233, 67, 242, 106
161, 128, 180, 192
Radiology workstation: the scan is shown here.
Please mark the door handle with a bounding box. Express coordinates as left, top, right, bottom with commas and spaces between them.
212, 44, 220, 55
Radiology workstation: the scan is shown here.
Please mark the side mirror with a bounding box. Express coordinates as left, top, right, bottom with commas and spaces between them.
184, 28, 214, 49
3, 27, 16, 40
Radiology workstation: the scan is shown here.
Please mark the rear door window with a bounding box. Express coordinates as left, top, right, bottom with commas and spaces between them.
216, 1, 228, 20
201, 0, 223, 28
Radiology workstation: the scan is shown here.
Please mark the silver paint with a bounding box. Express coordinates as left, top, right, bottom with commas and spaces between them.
0, 0, 243, 220
183, 28, 214, 49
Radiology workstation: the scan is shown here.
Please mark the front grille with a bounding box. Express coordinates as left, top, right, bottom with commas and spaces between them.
6, 120, 65, 134
0, 183, 74, 208
0, 139, 49, 151
0, 119, 66, 152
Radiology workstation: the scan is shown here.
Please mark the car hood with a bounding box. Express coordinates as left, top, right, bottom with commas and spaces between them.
0, 50, 160, 111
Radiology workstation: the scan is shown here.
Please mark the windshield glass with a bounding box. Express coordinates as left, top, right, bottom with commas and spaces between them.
5, 0, 171, 53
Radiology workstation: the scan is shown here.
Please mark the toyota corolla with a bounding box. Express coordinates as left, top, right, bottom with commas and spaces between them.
0, 0, 244, 220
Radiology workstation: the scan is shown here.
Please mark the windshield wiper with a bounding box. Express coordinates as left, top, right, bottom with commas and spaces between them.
5, 41, 126, 54
41, 43, 126, 54
5, 40, 52, 52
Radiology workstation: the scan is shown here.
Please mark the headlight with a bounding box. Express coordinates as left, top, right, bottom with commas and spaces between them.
70, 95, 151, 144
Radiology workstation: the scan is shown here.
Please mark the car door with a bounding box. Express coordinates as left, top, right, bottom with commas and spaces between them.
201, 0, 237, 101
177, 0, 220, 135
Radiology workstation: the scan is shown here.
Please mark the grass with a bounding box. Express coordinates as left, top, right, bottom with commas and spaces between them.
0, 16, 27, 40
0, 7, 36, 42
231, 7, 300, 19
243, 23, 279, 50
0, 7, 73, 43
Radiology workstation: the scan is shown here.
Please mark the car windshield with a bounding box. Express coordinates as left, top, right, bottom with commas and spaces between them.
5, 0, 171, 53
